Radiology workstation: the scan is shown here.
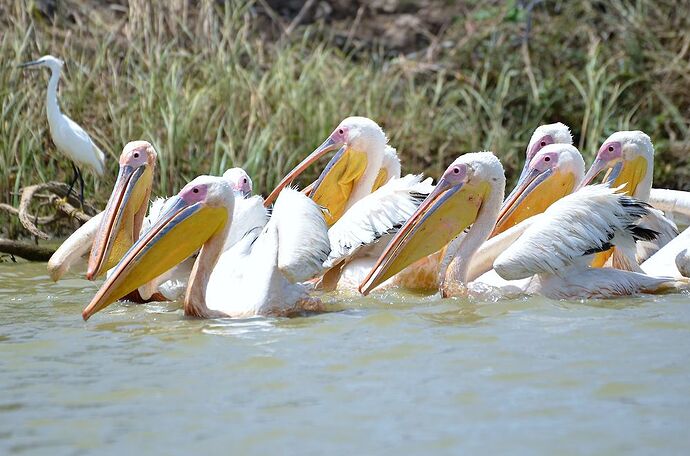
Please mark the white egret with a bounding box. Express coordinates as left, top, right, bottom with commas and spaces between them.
19, 55, 105, 204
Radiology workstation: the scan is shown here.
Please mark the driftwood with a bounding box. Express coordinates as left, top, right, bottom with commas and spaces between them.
0, 239, 56, 262
0, 181, 96, 261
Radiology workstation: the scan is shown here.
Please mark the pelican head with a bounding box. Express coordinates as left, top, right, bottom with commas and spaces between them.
264, 116, 386, 225
18, 55, 64, 72
82, 176, 233, 320
520, 123, 573, 181
360, 152, 504, 295
578, 131, 654, 200
86, 141, 157, 280
223, 167, 253, 198
493, 143, 584, 236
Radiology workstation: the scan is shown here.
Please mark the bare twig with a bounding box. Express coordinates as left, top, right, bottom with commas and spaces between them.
344, 5, 366, 51
49, 195, 91, 223
284, 0, 316, 37
18, 183, 52, 239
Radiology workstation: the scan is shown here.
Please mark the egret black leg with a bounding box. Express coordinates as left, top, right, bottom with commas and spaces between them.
66, 163, 79, 202
77, 166, 85, 207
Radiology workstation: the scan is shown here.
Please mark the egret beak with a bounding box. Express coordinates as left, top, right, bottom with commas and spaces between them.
264, 137, 342, 207
18, 60, 41, 69
82, 196, 228, 320
86, 163, 153, 280
359, 178, 489, 295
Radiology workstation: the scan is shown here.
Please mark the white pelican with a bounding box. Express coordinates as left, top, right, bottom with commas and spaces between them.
48, 141, 259, 302
19, 55, 105, 204
265, 117, 436, 291
264, 116, 387, 225
493, 143, 584, 236
577, 131, 678, 265
82, 176, 330, 320
223, 167, 253, 197
360, 152, 678, 300
512, 122, 573, 186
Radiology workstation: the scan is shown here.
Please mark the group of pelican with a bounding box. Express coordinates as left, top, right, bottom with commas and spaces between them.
46, 116, 690, 322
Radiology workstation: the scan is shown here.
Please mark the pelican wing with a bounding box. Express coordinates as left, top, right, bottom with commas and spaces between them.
495, 185, 656, 280
325, 174, 434, 268
634, 207, 678, 263
223, 195, 269, 250
268, 188, 330, 283
47, 211, 104, 281
641, 226, 690, 278
649, 188, 690, 226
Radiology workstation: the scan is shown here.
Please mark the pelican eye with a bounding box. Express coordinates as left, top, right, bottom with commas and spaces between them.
540, 141, 546, 147
544, 156, 551, 162
608, 146, 614, 152
338, 128, 344, 135
192, 188, 199, 194
453, 167, 460, 174
242, 178, 248, 184
133, 152, 139, 158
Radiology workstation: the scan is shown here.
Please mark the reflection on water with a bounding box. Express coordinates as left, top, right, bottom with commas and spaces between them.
1, 261, 690, 454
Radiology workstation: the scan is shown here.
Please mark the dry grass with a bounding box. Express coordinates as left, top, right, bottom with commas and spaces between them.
1, 0, 688, 238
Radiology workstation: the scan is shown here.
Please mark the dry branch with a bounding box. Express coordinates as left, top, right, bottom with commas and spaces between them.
0, 239, 56, 262
5, 182, 96, 240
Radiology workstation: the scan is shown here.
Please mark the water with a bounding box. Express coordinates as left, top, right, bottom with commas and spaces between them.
1, 261, 690, 455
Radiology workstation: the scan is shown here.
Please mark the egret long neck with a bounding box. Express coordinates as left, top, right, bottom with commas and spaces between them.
184, 219, 231, 318
441, 181, 504, 293
46, 67, 62, 128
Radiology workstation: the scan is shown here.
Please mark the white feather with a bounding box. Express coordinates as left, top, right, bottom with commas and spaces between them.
325, 174, 433, 268
495, 185, 652, 280
270, 188, 330, 283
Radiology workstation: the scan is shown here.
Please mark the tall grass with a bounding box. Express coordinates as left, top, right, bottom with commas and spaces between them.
1, 0, 688, 238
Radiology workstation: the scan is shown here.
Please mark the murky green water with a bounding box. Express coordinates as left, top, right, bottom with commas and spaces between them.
1, 261, 690, 454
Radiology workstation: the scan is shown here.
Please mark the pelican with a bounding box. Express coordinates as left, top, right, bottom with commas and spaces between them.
265, 117, 435, 291
82, 176, 330, 320
265, 116, 387, 225
48, 141, 259, 302
360, 152, 678, 300
223, 167, 253, 197
19, 55, 105, 204
513, 122, 573, 186
492, 143, 584, 236
577, 131, 678, 265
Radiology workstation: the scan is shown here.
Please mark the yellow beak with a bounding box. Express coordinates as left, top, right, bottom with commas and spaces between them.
359, 178, 489, 295
264, 137, 342, 207
606, 155, 648, 197
264, 137, 368, 227
86, 164, 153, 279
578, 156, 647, 197
492, 167, 576, 237
82, 197, 228, 321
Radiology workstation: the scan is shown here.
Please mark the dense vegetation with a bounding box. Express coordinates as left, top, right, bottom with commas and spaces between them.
1, 0, 688, 238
